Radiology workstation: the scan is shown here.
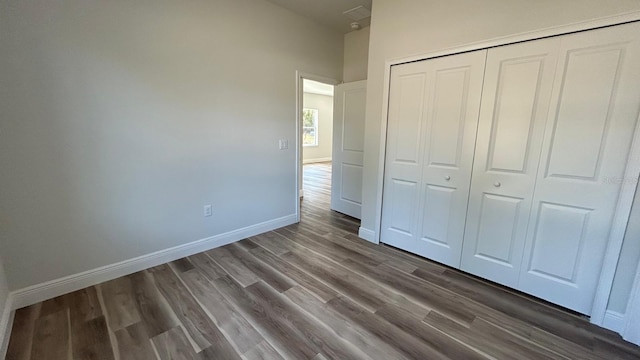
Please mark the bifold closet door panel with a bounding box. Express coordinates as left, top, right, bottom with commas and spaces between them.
461, 37, 561, 287
381, 50, 486, 267
381, 61, 430, 248
518, 22, 640, 315
415, 51, 487, 267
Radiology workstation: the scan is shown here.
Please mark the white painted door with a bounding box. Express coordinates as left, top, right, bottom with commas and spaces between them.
381, 50, 486, 267
461, 38, 561, 287
331, 80, 366, 219
518, 22, 640, 314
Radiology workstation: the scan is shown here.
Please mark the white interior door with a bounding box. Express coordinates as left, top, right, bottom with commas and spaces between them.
381, 50, 486, 268
518, 22, 640, 314
331, 80, 366, 219
461, 38, 561, 287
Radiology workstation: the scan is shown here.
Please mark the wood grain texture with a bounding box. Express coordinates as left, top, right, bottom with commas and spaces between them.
6, 304, 41, 360
30, 309, 70, 360
98, 277, 141, 331
114, 322, 157, 360
71, 316, 115, 360
6, 163, 640, 359
152, 326, 199, 360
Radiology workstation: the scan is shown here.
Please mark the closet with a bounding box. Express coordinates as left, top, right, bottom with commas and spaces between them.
380, 21, 640, 315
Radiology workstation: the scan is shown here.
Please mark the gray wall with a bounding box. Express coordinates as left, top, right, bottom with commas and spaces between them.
343, 26, 370, 82
0, 0, 343, 290
361, 0, 640, 314
302, 93, 334, 163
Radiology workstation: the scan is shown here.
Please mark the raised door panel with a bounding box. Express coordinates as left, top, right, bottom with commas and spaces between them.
519, 22, 640, 314
331, 80, 366, 219
381, 62, 429, 247
416, 50, 487, 267
342, 88, 366, 154
340, 163, 363, 205
386, 179, 420, 236
461, 37, 561, 287
421, 185, 456, 246
474, 194, 523, 267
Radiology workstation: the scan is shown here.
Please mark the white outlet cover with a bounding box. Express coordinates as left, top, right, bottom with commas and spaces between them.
204, 205, 212, 217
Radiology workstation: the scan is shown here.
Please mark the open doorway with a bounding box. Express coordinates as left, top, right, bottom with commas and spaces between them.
301, 79, 335, 210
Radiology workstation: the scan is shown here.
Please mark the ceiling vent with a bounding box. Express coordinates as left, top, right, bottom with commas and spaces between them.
343, 6, 371, 21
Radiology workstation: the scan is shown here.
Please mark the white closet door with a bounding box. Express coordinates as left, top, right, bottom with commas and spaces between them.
331, 80, 367, 219
381, 50, 486, 267
518, 22, 640, 314
415, 51, 487, 267
381, 61, 429, 247
461, 38, 561, 287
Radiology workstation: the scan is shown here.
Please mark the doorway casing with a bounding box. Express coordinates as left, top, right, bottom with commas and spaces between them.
295, 71, 339, 222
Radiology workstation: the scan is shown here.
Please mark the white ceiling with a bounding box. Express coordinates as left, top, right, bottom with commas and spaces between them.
263, 0, 372, 33
303, 79, 334, 97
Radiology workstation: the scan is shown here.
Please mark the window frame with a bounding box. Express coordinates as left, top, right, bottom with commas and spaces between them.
302, 108, 319, 147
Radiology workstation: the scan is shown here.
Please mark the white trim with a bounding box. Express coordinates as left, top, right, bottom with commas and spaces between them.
370, 13, 640, 327
622, 253, 640, 344
603, 310, 626, 334
10, 214, 297, 310
303, 157, 332, 164
385, 11, 640, 68
0, 295, 15, 359
373, 56, 394, 244
358, 227, 377, 243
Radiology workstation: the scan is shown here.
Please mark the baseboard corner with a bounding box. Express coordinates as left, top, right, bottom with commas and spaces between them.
358, 227, 377, 244
602, 309, 626, 334
0, 294, 15, 359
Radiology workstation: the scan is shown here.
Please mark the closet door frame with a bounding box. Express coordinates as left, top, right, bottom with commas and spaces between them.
371, 12, 640, 333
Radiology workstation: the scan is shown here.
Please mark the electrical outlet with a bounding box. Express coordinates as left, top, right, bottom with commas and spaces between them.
279, 139, 289, 150
204, 204, 212, 217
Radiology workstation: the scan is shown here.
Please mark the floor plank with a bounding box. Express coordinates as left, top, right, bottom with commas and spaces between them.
114, 322, 158, 360
71, 316, 115, 360
6, 303, 41, 360
177, 268, 263, 354
30, 309, 70, 360
151, 326, 199, 360
98, 277, 142, 332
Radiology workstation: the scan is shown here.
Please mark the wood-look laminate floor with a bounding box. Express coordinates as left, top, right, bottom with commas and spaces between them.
6, 162, 640, 359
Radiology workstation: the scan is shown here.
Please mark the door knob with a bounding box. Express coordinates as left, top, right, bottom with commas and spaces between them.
494, 182, 501, 187
445, 176, 451, 181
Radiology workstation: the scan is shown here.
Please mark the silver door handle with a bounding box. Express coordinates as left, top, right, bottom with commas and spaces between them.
445, 176, 451, 181
494, 182, 501, 187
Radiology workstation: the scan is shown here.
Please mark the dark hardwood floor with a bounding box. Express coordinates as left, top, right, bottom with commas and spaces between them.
6, 161, 640, 359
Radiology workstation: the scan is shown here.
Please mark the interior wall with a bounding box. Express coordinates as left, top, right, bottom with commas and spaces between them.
302, 92, 334, 163
0, 0, 343, 290
361, 0, 640, 313
343, 26, 370, 82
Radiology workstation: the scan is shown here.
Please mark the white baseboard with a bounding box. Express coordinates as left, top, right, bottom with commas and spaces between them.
303, 157, 332, 164
358, 227, 377, 244
0, 295, 15, 359
602, 309, 626, 334
10, 214, 298, 310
